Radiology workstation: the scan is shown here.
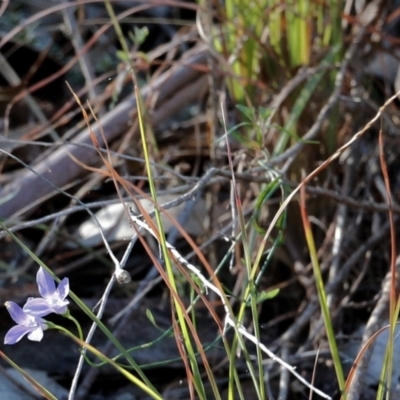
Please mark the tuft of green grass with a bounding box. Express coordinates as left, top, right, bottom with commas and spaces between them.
211, 0, 342, 104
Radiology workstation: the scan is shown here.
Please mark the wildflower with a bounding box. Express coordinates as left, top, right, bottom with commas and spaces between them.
24, 267, 69, 317
4, 301, 47, 344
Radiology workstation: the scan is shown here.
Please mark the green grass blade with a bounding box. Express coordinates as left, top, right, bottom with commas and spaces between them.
300, 192, 346, 395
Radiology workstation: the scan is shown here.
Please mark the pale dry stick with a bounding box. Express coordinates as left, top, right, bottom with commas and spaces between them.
60, 0, 99, 101
0, 0, 8, 18
327, 148, 356, 308
68, 272, 116, 400
129, 214, 332, 400
300, 184, 400, 214
346, 256, 400, 400
69, 231, 138, 400
228, 183, 237, 271
278, 345, 290, 400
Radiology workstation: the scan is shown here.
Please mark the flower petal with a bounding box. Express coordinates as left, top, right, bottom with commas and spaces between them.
27, 327, 44, 342
53, 302, 69, 315
23, 298, 53, 317
5, 301, 31, 325
4, 325, 31, 345
37, 267, 56, 298
57, 278, 69, 300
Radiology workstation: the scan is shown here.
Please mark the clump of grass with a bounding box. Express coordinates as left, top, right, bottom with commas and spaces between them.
212, 0, 342, 103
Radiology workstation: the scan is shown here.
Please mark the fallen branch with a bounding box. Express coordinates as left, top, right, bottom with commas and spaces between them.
0, 46, 209, 220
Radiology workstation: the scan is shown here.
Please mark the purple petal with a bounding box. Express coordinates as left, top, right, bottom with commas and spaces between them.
37, 267, 56, 298
56, 301, 68, 313
5, 301, 31, 325
57, 278, 69, 300
27, 327, 44, 342
54, 303, 69, 315
23, 298, 53, 317
4, 325, 32, 345
4, 301, 47, 345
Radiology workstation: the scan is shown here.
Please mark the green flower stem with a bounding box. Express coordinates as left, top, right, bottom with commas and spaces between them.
63, 311, 83, 341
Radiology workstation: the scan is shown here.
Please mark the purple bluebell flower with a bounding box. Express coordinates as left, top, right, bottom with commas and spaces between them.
23, 267, 69, 317
4, 301, 47, 344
